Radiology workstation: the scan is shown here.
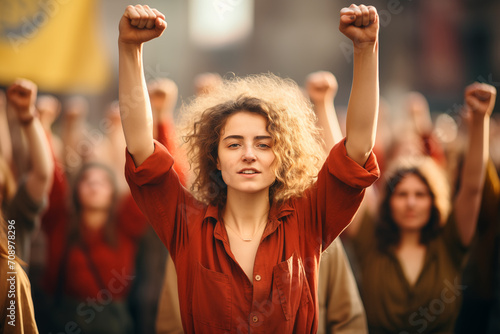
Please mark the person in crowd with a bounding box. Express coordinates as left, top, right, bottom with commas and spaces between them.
37, 94, 63, 162
0, 78, 54, 334
155, 71, 369, 334
37, 161, 148, 333
343, 82, 495, 333
2, 79, 54, 264
148, 77, 188, 185
405, 91, 447, 167
88, 100, 131, 198
194, 72, 223, 96
61, 96, 91, 175
118, 3, 379, 333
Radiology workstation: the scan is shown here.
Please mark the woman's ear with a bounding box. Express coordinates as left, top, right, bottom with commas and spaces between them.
216, 157, 221, 170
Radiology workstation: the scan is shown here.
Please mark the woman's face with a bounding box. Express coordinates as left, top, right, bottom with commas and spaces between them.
217, 111, 276, 196
389, 173, 433, 232
78, 167, 114, 211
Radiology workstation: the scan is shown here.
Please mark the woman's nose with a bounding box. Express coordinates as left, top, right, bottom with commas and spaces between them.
406, 194, 417, 207
242, 146, 257, 162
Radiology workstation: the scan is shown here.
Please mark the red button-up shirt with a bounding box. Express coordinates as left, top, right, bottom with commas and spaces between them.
125, 139, 379, 333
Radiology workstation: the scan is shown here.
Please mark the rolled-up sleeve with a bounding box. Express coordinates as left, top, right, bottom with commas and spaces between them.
297, 138, 379, 252
327, 140, 379, 189
125, 141, 175, 186
125, 140, 203, 260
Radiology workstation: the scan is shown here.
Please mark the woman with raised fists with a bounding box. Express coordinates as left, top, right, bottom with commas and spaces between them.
118, 4, 380, 333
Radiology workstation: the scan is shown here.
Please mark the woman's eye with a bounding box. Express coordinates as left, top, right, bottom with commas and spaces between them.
416, 192, 428, 198
257, 143, 270, 148
228, 143, 240, 148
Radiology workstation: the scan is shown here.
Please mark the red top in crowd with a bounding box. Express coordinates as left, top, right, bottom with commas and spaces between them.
125, 138, 379, 333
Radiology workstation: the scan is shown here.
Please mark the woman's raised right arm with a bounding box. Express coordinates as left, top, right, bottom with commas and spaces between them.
118, 5, 166, 166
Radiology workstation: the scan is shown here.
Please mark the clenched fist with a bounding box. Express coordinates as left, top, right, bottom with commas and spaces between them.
306, 71, 338, 105
194, 73, 222, 96
339, 4, 379, 49
147, 78, 178, 115
37, 95, 61, 129
119, 5, 166, 45
406, 92, 433, 136
6, 79, 38, 124
464, 82, 496, 118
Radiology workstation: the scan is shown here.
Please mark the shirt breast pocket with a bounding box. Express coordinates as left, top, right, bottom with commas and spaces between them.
273, 252, 313, 326
191, 262, 232, 331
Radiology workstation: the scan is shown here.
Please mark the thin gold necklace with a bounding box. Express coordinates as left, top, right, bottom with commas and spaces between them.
224, 221, 267, 242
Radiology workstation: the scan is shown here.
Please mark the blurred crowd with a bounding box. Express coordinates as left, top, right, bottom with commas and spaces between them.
0, 70, 498, 334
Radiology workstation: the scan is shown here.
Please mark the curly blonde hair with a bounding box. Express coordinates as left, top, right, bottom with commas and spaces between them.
179, 73, 325, 206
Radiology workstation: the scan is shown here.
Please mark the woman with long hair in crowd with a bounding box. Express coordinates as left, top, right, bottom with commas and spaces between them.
344, 83, 496, 333
37, 158, 149, 333
119, 3, 380, 333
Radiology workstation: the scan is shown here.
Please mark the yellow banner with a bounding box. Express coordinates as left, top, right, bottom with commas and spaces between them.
0, 0, 111, 94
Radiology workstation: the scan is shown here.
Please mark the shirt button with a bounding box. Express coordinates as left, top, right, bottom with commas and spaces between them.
252, 315, 259, 323
255, 275, 261, 281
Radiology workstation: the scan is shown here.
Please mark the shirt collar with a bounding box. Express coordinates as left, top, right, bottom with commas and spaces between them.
265, 202, 294, 236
